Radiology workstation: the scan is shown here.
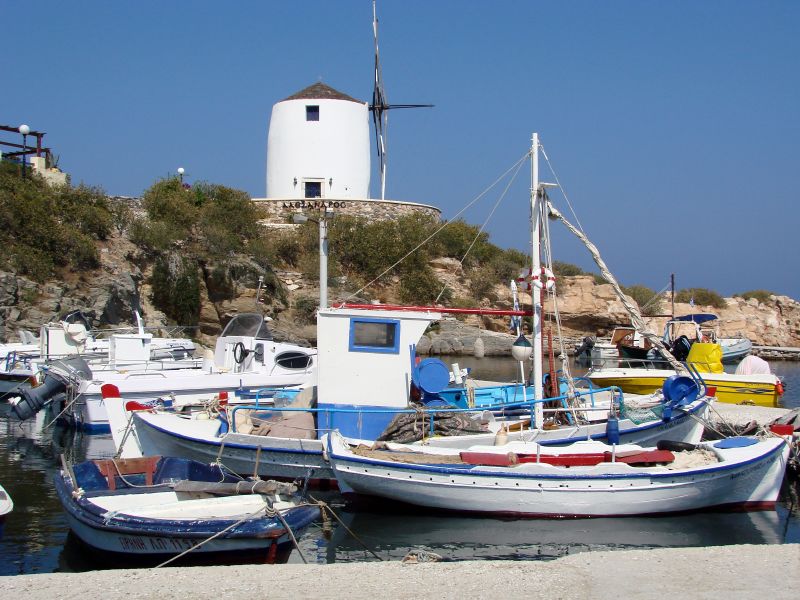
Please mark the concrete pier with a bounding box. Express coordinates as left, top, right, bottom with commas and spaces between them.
708, 402, 792, 428
1, 544, 797, 599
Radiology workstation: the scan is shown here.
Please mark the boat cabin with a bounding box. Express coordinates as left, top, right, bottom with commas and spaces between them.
212, 313, 315, 375
315, 306, 441, 439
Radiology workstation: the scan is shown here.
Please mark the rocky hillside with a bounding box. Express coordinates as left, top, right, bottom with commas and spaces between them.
3, 229, 799, 356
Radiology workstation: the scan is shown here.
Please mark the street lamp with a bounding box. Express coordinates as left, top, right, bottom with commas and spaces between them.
292, 210, 334, 309
177, 167, 185, 183
18, 124, 30, 175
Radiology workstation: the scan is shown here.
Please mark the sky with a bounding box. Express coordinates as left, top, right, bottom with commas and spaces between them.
4, 1, 799, 299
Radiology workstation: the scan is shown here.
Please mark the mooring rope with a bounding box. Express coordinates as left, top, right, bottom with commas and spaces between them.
309, 496, 384, 561
154, 504, 271, 568
343, 151, 530, 302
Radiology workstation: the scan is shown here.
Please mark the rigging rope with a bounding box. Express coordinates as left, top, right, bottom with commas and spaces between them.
539, 144, 587, 236
434, 154, 527, 303
544, 199, 685, 372
343, 151, 531, 302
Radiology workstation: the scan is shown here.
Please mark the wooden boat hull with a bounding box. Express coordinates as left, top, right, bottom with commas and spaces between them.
328, 434, 790, 518
587, 370, 781, 407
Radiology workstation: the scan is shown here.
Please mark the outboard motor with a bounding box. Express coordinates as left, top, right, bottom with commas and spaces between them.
574, 336, 595, 363
670, 335, 693, 362
10, 357, 91, 421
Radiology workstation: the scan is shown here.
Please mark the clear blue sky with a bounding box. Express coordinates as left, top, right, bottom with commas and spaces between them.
5, 1, 799, 299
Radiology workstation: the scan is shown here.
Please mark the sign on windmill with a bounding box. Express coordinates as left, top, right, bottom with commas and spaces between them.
515, 267, 557, 292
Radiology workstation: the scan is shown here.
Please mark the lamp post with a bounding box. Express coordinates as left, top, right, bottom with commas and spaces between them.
292, 210, 333, 309
177, 167, 185, 184
18, 124, 30, 175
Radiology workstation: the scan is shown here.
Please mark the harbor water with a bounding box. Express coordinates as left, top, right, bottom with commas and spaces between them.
2, 358, 800, 574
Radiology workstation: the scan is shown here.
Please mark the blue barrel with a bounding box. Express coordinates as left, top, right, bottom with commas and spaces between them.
605, 413, 620, 444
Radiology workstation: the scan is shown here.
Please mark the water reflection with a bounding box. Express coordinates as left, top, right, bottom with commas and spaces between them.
318, 499, 788, 564
1, 360, 800, 574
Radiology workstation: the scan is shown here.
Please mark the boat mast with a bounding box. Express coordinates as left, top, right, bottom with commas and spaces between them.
530, 133, 544, 428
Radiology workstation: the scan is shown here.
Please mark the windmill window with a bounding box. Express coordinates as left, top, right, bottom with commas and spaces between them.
304, 181, 322, 198
306, 105, 320, 121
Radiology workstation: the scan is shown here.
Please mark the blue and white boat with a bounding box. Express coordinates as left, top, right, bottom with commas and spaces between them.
0, 482, 12, 539
54, 455, 320, 563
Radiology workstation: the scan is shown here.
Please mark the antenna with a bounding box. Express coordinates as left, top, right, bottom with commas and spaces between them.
370, 0, 433, 200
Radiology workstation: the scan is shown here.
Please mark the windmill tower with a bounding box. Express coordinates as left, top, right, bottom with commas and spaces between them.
266, 83, 370, 200
257, 1, 439, 224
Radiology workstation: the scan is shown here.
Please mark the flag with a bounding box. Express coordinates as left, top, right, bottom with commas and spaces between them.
510, 280, 522, 333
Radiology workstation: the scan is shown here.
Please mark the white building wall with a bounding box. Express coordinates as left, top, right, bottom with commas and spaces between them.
266, 98, 370, 199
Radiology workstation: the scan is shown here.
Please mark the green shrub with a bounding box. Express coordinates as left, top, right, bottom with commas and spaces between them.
486, 248, 529, 283
149, 256, 200, 325
142, 177, 197, 235
272, 234, 302, 267
54, 183, 113, 240
552, 261, 585, 277
434, 219, 498, 266
66, 234, 100, 270
468, 264, 500, 302
0, 161, 109, 280
622, 285, 663, 316
206, 265, 235, 302
294, 296, 318, 324
399, 265, 444, 304
171, 268, 200, 325
130, 218, 178, 254
735, 290, 773, 304
675, 288, 727, 309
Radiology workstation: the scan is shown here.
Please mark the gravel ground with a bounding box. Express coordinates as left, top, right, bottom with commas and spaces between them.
1, 545, 797, 600
708, 403, 792, 428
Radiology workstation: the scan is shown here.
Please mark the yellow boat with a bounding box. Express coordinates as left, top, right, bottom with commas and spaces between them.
587, 343, 784, 408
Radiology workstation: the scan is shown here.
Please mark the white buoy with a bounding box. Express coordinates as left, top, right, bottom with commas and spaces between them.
473, 337, 485, 358
451, 362, 463, 385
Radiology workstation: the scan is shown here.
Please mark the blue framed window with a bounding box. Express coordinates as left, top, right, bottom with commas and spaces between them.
348, 318, 400, 354
306, 105, 319, 121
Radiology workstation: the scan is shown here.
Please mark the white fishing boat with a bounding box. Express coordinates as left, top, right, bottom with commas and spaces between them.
326, 429, 792, 517
1, 310, 197, 401
9, 312, 316, 432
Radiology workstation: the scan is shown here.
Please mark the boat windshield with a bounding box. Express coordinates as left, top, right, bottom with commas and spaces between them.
220, 314, 273, 340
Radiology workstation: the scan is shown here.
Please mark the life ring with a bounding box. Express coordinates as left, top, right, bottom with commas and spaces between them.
532, 267, 556, 291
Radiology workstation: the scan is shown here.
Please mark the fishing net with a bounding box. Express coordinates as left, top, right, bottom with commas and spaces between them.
376, 407, 490, 444
619, 400, 664, 425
